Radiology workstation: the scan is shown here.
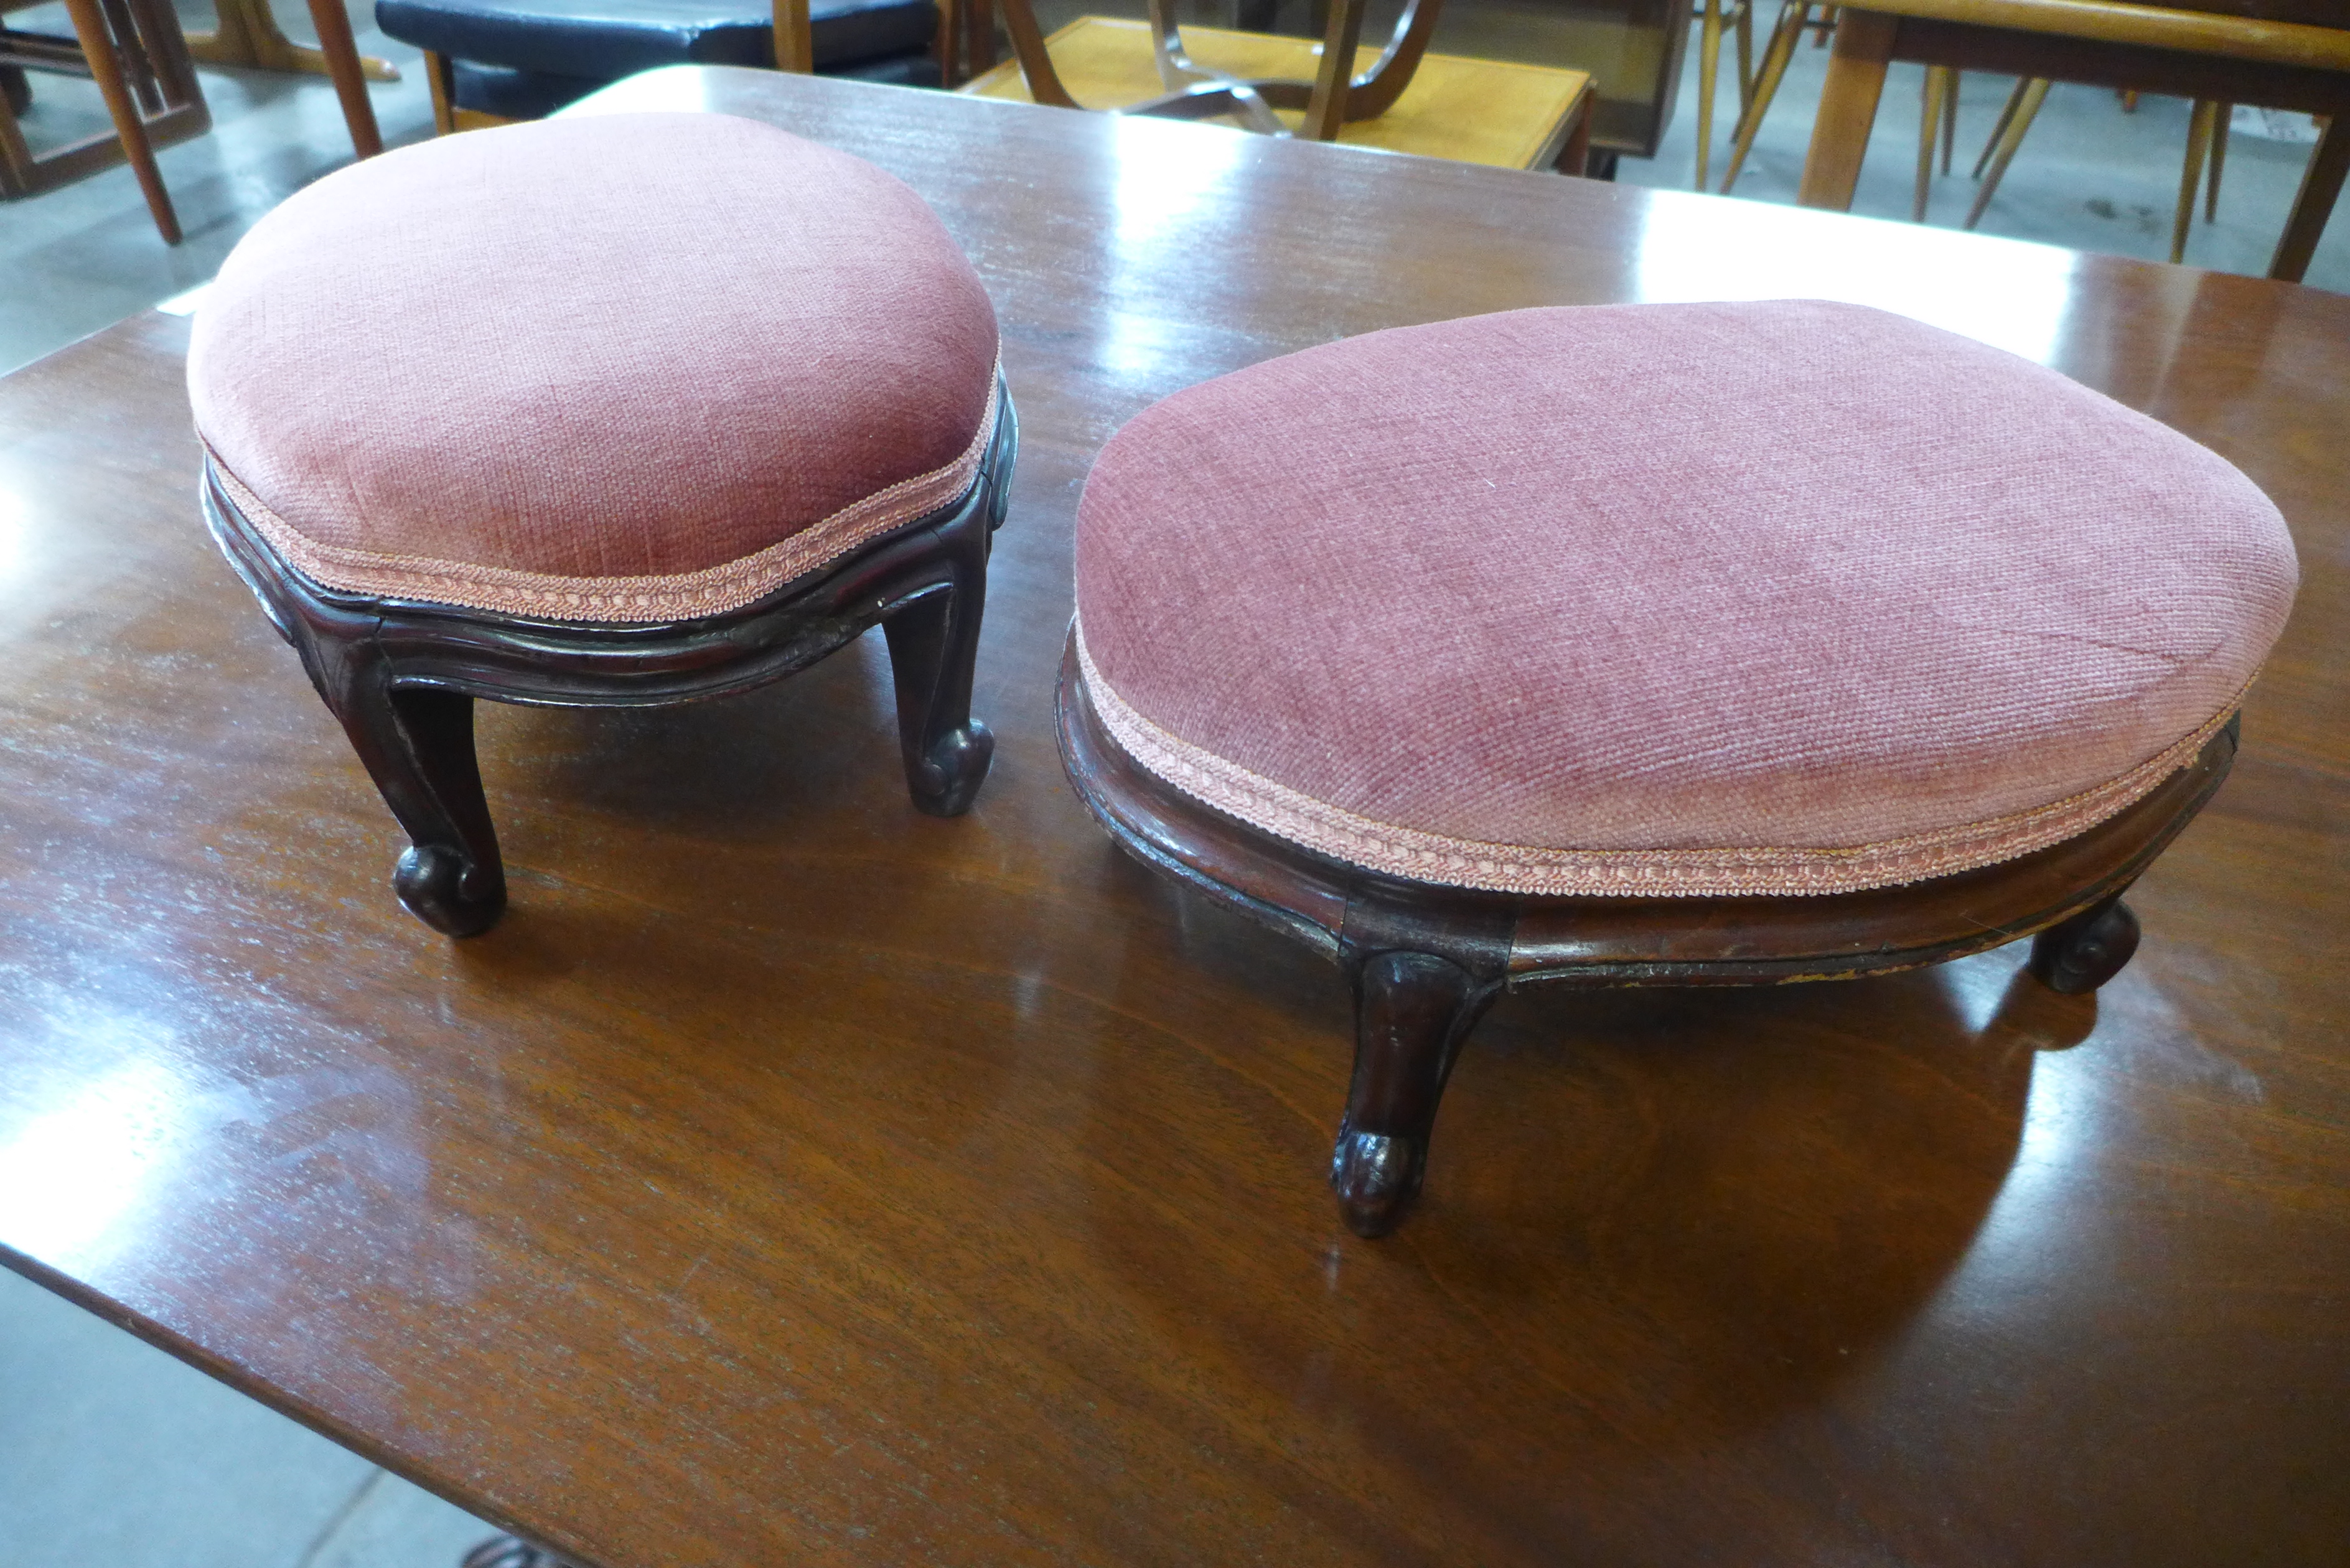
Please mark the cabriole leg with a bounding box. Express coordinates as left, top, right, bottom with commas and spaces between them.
304, 630, 507, 937
1332, 950, 1496, 1238
2028, 890, 2140, 995
882, 518, 994, 817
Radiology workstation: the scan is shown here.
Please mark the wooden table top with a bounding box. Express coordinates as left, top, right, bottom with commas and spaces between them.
960, 16, 1593, 170
4, 64, 2348, 1568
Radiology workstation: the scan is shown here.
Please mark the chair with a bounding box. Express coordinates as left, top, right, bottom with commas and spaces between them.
1059, 299, 2295, 1236
965, 0, 1595, 174
1, 0, 209, 241
378, 0, 948, 132
1795, 0, 2350, 282
2, 0, 382, 243
189, 113, 1014, 935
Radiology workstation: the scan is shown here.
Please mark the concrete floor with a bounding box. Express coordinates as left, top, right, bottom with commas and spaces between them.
1, 4, 2344, 1566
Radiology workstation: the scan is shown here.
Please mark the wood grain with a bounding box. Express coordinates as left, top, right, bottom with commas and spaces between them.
1, 67, 2346, 1568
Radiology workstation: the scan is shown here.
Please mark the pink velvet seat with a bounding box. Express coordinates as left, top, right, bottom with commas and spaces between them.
192, 111, 1001, 624
1075, 301, 2295, 897
190, 112, 1015, 936
1059, 299, 2298, 1236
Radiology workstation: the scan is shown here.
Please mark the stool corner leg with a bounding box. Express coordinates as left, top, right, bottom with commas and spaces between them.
2027, 892, 2140, 996
307, 631, 508, 936
881, 508, 995, 818
1332, 949, 1494, 1238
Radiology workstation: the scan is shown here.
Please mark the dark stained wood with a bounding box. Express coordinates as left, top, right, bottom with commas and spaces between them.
1057, 635, 2238, 1234
199, 385, 1015, 936
1, 67, 2348, 1568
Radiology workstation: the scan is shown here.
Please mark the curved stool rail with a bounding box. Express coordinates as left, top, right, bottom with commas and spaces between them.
1057, 634, 2236, 1238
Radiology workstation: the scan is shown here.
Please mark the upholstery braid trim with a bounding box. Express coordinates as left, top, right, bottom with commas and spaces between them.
1074, 620, 2245, 898
205, 370, 999, 625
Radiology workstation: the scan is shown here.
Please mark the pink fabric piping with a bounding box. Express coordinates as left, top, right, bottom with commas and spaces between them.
1074, 619, 2244, 898
207, 372, 999, 623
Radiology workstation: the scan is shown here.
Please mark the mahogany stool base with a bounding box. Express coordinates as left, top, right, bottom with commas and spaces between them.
1055, 632, 2235, 1237
204, 384, 1016, 937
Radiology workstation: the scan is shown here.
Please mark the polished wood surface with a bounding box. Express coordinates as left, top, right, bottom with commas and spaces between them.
1855, 0, 2350, 65
4, 65, 2349, 1567
964, 15, 1593, 169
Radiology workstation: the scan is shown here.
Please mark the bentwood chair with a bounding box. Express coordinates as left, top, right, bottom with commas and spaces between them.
967, 0, 1595, 174
1796, 0, 2350, 282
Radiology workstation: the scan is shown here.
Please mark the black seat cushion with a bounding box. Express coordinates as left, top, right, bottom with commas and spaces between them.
376, 0, 936, 78
447, 52, 937, 118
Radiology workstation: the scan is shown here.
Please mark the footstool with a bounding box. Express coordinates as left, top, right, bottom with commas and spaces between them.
1059, 300, 2298, 1237
190, 113, 1013, 937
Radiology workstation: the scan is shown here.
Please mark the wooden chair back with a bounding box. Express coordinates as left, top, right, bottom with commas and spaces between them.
994, 0, 1443, 141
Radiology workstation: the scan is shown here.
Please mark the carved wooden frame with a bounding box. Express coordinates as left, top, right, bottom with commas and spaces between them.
1055, 632, 2237, 1237
202, 381, 1016, 939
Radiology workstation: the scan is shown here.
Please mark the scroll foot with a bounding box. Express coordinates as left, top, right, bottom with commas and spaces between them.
2029, 893, 2140, 994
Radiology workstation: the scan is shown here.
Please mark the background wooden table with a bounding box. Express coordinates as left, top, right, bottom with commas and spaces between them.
1795, 0, 2350, 279
2, 66, 2346, 1567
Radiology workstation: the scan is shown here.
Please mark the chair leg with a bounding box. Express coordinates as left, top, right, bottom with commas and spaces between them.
1940, 65, 1958, 173
1696, 0, 1723, 191
1331, 951, 1496, 1238
2028, 891, 2140, 995
2173, 98, 2217, 264
2206, 101, 2229, 222
61, 0, 179, 243
1794, 6, 1894, 210
1734, 0, 1754, 114
1964, 75, 2047, 230
305, 0, 382, 156
1719, 0, 1805, 194
302, 628, 507, 936
1915, 64, 1949, 221
422, 49, 457, 135
1971, 73, 2029, 179
2271, 115, 2347, 284
880, 517, 995, 818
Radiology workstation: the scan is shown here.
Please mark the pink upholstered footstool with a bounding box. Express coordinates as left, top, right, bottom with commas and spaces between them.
190, 113, 1014, 936
1059, 300, 2298, 1236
